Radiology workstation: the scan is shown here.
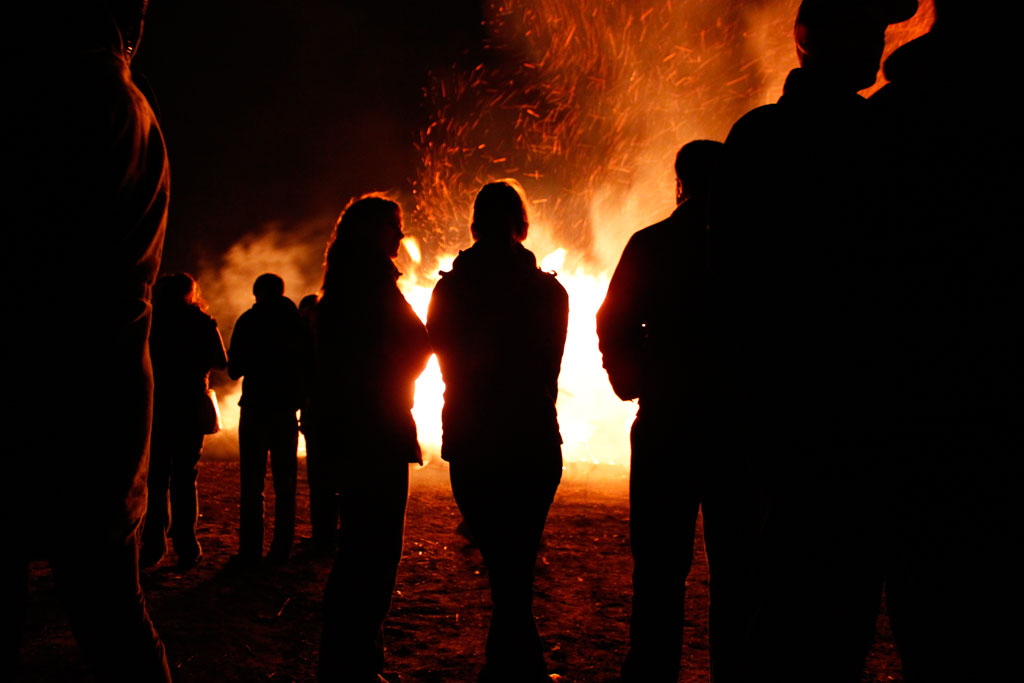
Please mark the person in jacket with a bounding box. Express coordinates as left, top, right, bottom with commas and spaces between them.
714, 1, 916, 679
869, 2, 1024, 678
427, 181, 569, 683
228, 273, 306, 566
3, 2, 172, 679
298, 292, 339, 553
309, 196, 431, 683
141, 273, 228, 570
597, 140, 757, 683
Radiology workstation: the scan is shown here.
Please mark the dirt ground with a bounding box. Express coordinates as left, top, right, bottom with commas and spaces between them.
20, 458, 903, 682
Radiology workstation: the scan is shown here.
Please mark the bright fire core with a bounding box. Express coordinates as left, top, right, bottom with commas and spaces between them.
204, 1, 935, 469
399, 239, 637, 465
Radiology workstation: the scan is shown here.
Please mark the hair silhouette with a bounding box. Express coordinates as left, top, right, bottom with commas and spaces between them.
470, 180, 529, 244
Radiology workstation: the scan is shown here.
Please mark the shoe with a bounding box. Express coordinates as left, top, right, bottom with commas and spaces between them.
173, 540, 202, 571
266, 547, 290, 566
139, 544, 165, 569
225, 552, 260, 572
175, 552, 202, 571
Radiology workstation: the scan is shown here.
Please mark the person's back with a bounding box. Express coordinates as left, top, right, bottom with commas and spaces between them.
2, 3, 171, 680
714, 2, 916, 680
869, 4, 1024, 678
427, 181, 568, 683
312, 257, 427, 460
597, 151, 716, 416
311, 195, 430, 683
228, 273, 304, 565
229, 280, 304, 412
598, 140, 757, 683
718, 65, 884, 441
430, 240, 567, 457
152, 300, 225, 404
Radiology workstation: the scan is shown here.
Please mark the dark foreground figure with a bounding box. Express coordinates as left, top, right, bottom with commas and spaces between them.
715, 1, 926, 680
598, 141, 757, 683
298, 293, 339, 552
228, 273, 306, 565
2, 2, 172, 680
428, 181, 569, 683
868, 1, 1024, 678
142, 273, 228, 570
309, 197, 431, 683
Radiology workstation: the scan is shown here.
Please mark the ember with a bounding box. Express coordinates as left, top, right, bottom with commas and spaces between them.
201, 0, 934, 468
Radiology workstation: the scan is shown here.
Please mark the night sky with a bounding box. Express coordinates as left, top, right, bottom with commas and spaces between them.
135, 0, 487, 274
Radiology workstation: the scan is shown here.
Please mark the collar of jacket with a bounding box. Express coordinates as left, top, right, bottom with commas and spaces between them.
780, 67, 867, 108
447, 241, 538, 275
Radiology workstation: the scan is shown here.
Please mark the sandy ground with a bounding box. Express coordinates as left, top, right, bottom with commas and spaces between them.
20, 458, 903, 682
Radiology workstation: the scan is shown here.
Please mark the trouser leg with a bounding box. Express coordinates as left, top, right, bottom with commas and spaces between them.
305, 438, 339, 547
623, 416, 700, 683
318, 460, 409, 682
52, 527, 171, 682
701, 457, 759, 683
238, 409, 268, 560
747, 444, 884, 683
140, 439, 171, 565
268, 411, 298, 557
885, 431, 1021, 682
169, 432, 204, 562
450, 447, 561, 683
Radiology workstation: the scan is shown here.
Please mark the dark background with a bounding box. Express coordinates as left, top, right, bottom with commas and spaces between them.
135, 0, 487, 274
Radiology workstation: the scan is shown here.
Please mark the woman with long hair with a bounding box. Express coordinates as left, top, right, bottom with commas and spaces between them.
427, 181, 569, 683
308, 196, 431, 683
141, 272, 227, 570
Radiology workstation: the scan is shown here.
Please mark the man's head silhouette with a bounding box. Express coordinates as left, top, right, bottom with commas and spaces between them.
470, 181, 530, 245
675, 139, 724, 204
795, 0, 918, 91
253, 273, 285, 303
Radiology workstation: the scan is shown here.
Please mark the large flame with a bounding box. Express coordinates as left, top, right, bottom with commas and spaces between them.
199, 0, 934, 467
401, 0, 934, 466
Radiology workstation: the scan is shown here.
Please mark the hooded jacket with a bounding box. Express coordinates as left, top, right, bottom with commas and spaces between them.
427, 241, 568, 460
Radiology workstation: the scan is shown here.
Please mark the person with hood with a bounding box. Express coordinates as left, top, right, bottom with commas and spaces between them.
870, 2, 1024, 678
427, 181, 569, 683
2, 1, 172, 679
141, 273, 228, 570
228, 273, 306, 565
598, 140, 757, 683
308, 196, 431, 683
714, 0, 917, 679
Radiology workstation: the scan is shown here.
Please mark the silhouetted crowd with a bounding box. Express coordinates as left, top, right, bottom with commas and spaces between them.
5, 1, 1022, 682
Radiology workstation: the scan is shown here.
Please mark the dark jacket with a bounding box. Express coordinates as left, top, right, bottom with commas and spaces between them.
151, 303, 227, 430
229, 295, 306, 412
715, 67, 884, 441
3, 32, 170, 534
870, 36, 1024, 430
597, 200, 714, 417
427, 242, 569, 460
309, 259, 431, 464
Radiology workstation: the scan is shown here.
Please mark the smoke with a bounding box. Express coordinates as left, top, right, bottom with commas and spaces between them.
195, 217, 333, 460
192, 0, 935, 466
399, 0, 934, 469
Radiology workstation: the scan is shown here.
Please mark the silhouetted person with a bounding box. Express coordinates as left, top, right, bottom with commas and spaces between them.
427, 181, 568, 683
141, 273, 228, 570
2, 2, 171, 680
597, 140, 757, 683
308, 196, 430, 683
868, 2, 1024, 679
298, 292, 339, 552
228, 273, 305, 565
714, 1, 916, 679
